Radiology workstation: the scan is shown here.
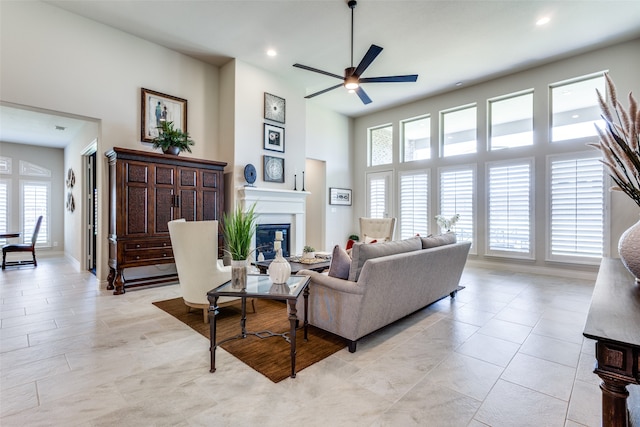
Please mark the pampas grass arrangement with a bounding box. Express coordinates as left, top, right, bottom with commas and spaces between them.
590, 73, 640, 207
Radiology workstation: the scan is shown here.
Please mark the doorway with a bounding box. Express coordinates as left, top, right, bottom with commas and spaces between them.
83, 143, 98, 274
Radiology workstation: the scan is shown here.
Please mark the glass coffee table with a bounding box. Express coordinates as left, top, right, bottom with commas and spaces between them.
207, 274, 311, 378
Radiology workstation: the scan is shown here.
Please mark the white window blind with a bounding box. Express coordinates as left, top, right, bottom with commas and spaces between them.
400, 171, 429, 239
488, 161, 531, 255
0, 180, 8, 244
439, 168, 474, 246
550, 155, 603, 259
369, 177, 387, 219
22, 181, 49, 246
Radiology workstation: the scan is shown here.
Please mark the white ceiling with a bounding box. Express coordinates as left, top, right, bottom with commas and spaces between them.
2, 0, 640, 147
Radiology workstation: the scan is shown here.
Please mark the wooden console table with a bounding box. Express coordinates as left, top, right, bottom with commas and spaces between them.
583, 258, 640, 427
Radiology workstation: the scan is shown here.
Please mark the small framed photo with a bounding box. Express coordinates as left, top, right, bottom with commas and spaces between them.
329, 187, 352, 206
263, 123, 285, 153
263, 155, 285, 183
264, 92, 285, 123
141, 88, 187, 143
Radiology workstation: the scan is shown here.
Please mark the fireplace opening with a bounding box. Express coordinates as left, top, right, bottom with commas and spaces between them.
255, 224, 290, 260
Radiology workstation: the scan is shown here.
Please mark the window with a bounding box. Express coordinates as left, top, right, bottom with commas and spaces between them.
402, 116, 430, 161
369, 125, 393, 166
0, 180, 8, 245
441, 105, 477, 157
366, 171, 392, 218
439, 167, 474, 249
399, 170, 429, 239
21, 181, 49, 247
487, 160, 532, 257
549, 153, 604, 261
489, 91, 534, 150
551, 74, 606, 142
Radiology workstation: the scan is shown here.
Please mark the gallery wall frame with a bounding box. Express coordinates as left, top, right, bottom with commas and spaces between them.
264, 123, 285, 153
263, 155, 285, 183
329, 187, 352, 205
141, 88, 187, 143
264, 92, 285, 123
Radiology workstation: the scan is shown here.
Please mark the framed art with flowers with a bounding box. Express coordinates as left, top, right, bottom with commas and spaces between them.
263, 123, 285, 153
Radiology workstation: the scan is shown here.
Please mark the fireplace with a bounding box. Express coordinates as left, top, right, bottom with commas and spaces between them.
255, 224, 290, 260
238, 187, 309, 260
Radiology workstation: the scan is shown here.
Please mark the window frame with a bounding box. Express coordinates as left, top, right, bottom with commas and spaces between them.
368, 123, 394, 167
488, 89, 534, 151
437, 164, 476, 254
401, 114, 431, 163
440, 103, 478, 158
398, 169, 430, 239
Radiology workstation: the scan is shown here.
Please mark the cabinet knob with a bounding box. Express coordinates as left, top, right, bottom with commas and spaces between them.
163, 242, 167, 246
136, 244, 140, 248
163, 253, 167, 257
136, 256, 140, 260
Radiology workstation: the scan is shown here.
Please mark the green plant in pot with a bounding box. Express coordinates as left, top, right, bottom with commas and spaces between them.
152, 120, 194, 155
302, 245, 316, 259
222, 203, 257, 288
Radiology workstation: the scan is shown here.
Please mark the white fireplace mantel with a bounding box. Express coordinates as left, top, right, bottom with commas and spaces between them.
238, 187, 310, 257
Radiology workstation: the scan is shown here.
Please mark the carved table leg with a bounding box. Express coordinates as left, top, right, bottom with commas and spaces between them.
288, 299, 298, 378
209, 296, 219, 373
599, 378, 630, 427
113, 269, 125, 295
106, 267, 115, 290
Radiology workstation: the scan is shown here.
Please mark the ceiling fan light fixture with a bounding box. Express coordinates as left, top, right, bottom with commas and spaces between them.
345, 78, 359, 90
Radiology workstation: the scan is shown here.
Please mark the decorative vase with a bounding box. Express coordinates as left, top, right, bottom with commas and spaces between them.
302, 251, 315, 260
619, 219, 640, 283
268, 248, 291, 284
163, 146, 180, 156
231, 259, 248, 289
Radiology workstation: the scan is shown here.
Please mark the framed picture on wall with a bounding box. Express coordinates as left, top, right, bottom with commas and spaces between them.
263, 123, 285, 153
264, 92, 285, 123
141, 88, 187, 143
329, 187, 352, 206
263, 155, 285, 183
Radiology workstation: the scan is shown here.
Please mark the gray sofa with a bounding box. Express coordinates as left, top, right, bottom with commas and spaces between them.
299, 236, 471, 352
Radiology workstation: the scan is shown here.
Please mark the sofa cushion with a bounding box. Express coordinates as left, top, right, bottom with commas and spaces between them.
421, 232, 457, 249
348, 237, 422, 282
328, 245, 351, 280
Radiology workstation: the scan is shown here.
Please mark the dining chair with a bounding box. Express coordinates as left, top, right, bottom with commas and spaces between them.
2, 216, 43, 270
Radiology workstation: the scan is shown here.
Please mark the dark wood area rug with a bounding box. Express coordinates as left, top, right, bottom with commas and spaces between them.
152, 297, 346, 383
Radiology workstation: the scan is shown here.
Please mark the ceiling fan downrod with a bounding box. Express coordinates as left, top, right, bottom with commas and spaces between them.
349, 0, 357, 68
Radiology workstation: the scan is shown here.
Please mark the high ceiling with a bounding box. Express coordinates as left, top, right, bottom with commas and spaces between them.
2, 0, 640, 147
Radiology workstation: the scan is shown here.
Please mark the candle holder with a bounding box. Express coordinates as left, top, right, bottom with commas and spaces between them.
302, 171, 306, 191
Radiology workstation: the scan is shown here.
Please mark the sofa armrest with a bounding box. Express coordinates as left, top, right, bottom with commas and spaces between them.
298, 269, 364, 295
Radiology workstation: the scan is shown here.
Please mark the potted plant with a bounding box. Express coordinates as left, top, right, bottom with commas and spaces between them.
152, 120, 194, 155
302, 245, 316, 260
222, 203, 257, 288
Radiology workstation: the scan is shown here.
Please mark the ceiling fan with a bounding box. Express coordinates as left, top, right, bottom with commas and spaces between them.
293, 0, 418, 105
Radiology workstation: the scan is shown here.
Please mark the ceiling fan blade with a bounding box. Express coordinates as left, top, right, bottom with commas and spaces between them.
355, 86, 372, 105
353, 44, 383, 77
360, 74, 419, 83
305, 83, 344, 99
293, 64, 344, 80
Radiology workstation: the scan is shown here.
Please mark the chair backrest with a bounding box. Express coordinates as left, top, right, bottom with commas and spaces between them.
168, 219, 231, 305
30, 216, 43, 248
359, 217, 396, 242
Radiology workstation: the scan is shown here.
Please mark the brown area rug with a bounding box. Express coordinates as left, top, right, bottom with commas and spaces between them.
152, 297, 346, 383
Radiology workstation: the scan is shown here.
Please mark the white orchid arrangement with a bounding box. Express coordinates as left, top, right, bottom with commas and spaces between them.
435, 214, 460, 232
590, 73, 640, 207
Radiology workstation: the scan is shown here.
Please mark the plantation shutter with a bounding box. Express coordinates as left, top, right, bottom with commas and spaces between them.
0, 180, 8, 243
439, 168, 474, 246
400, 171, 429, 239
367, 171, 392, 219
488, 161, 531, 255
550, 155, 603, 258
22, 182, 49, 246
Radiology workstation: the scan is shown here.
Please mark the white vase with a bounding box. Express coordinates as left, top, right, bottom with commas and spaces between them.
268, 248, 291, 284
619, 219, 640, 284
302, 251, 315, 260
231, 259, 248, 289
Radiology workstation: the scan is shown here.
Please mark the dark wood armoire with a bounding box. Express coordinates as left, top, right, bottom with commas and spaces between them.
105, 147, 226, 295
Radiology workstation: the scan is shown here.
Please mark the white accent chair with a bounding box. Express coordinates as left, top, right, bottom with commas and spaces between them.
168, 219, 254, 323
359, 217, 396, 243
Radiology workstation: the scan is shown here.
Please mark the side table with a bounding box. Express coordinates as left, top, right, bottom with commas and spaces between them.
207, 274, 310, 378
583, 258, 640, 427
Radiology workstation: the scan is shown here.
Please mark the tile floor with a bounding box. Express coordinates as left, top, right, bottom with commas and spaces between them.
0, 255, 622, 426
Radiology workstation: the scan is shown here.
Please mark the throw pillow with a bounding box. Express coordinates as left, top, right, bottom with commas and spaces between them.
346, 239, 356, 250
348, 237, 422, 282
328, 245, 351, 280
364, 235, 385, 244
420, 232, 457, 249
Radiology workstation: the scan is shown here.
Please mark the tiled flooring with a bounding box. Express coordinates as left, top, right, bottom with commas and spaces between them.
0, 256, 611, 426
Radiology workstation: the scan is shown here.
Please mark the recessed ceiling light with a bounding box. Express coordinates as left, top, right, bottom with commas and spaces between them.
455, 82, 463, 87
266, 49, 277, 57
572, 114, 579, 119
55, 125, 66, 131
536, 16, 550, 26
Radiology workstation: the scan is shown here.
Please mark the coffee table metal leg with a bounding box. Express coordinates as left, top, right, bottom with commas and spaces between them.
303, 286, 309, 341
287, 299, 298, 378
209, 296, 219, 373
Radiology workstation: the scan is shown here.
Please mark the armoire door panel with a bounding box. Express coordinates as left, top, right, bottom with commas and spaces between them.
202, 190, 219, 221
180, 189, 197, 221
179, 168, 197, 187
155, 165, 175, 186
155, 187, 174, 234
126, 187, 148, 235
126, 163, 148, 184
202, 171, 219, 188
